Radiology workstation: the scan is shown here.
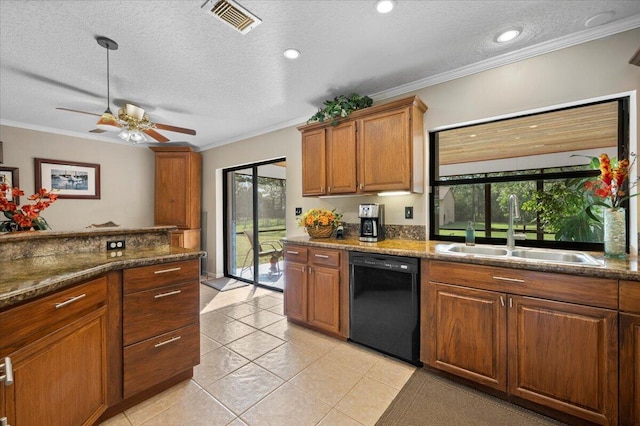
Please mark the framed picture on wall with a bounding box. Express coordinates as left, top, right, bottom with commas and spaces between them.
0, 166, 19, 204
35, 158, 101, 199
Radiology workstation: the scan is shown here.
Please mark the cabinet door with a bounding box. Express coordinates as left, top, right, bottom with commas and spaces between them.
327, 121, 357, 194
301, 129, 326, 196
308, 266, 340, 334
3, 309, 108, 426
426, 282, 507, 391
155, 152, 191, 228
284, 261, 307, 322
508, 296, 618, 425
620, 313, 640, 426
358, 107, 411, 192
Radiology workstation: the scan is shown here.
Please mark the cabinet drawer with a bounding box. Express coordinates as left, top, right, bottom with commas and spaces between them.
123, 259, 199, 294
427, 261, 618, 309
309, 248, 340, 268
123, 281, 199, 345
123, 323, 200, 398
620, 280, 640, 314
284, 246, 308, 263
0, 276, 107, 354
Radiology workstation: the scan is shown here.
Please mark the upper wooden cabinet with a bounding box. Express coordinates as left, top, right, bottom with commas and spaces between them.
150, 147, 202, 249
299, 96, 427, 196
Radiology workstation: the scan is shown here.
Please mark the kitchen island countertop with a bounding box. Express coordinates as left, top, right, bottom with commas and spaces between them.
282, 236, 639, 281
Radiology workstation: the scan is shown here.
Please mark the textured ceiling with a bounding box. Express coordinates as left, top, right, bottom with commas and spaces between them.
1, 1, 639, 150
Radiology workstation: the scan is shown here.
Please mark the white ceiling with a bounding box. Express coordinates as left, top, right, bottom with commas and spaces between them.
1, 1, 639, 151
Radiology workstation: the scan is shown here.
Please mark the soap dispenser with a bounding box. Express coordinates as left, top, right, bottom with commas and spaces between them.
465, 221, 475, 246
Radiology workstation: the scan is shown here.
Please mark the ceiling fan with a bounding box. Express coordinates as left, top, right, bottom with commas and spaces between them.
56, 36, 196, 144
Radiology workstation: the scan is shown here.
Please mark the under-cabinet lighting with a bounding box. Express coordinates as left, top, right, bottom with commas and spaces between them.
377, 191, 411, 197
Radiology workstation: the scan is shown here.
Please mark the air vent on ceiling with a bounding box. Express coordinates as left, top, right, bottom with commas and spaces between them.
201, 0, 262, 34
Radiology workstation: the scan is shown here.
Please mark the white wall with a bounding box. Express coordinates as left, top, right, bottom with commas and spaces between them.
0, 126, 155, 230
202, 28, 640, 275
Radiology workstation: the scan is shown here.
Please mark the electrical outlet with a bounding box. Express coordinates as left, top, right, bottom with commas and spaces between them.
295, 207, 302, 216
405, 206, 414, 219
106, 240, 126, 251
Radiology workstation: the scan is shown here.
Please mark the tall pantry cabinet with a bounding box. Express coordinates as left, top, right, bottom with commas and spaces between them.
150, 146, 202, 249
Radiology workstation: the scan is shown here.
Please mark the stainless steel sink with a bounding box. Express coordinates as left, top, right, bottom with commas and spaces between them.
437, 243, 603, 266
510, 248, 602, 266
440, 244, 508, 257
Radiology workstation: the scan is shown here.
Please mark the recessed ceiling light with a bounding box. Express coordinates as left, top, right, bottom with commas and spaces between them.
375, 0, 395, 14
495, 28, 521, 43
585, 11, 615, 28
283, 48, 300, 59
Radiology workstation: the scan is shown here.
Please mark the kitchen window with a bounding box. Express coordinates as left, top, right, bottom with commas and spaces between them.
429, 97, 630, 251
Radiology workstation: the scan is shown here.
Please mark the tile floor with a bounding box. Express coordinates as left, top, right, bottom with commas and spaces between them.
101, 284, 415, 426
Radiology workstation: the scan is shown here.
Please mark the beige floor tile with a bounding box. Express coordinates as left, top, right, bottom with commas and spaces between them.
288, 328, 340, 356
261, 318, 309, 341
201, 333, 222, 355
366, 356, 416, 390
266, 303, 285, 315
290, 357, 363, 406
205, 363, 284, 415
215, 302, 260, 319
254, 342, 320, 380
227, 419, 248, 426
267, 291, 284, 300
317, 409, 365, 426
124, 379, 201, 425
237, 309, 285, 329
139, 389, 236, 426
240, 382, 331, 426
200, 319, 257, 345
247, 295, 282, 309
193, 346, 249, 387
226, 330, 285, 360
335, 377, 400, 426
323, 342, 381, 374
100, 413, 131, 426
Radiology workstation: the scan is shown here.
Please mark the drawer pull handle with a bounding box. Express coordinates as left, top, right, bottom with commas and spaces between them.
55, 294, 87, 309
314, 254, 329, 259
155, 336, 181, 348
154, 267, 182, 274
492, 276, 525, 283
0, 357, 13, 386
286, 250, 299, 255
500, 296, 505, 307
154, 290, 182, 299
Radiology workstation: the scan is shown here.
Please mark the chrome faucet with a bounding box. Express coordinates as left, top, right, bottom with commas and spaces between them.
507, 194, 526, 249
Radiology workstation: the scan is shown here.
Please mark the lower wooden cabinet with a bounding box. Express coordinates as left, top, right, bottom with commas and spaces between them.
620, 280, 640, 425
0, 275, 110, 426
423, 260, 619, 425
284, 244, 344, 336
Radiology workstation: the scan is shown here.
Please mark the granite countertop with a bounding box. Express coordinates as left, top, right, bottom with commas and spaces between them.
0, 245, 205, 309
283, 236, 638, 281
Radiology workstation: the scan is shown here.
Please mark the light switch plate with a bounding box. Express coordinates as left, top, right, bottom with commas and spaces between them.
295, 207, 302, 216
405, 206, 413, 219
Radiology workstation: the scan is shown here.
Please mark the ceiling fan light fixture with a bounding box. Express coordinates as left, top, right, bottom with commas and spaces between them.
96, 36, 118, 128
130, 130, 147, 144
96, 109, 120, 131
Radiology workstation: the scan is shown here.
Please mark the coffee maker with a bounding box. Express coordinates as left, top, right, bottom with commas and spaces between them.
359, 203, 384, 242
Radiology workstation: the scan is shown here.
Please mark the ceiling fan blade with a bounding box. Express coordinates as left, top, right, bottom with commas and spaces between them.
56, 107, 101, 117
154, 123, 196, 135
144, 129, 170, 143
89, 129, 107, 133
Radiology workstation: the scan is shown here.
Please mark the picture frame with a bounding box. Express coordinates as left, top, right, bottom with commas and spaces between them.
35, 158, 100, 199
0, 166, 19, 204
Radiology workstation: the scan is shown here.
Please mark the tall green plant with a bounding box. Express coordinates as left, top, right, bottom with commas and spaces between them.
307, 93, 373, 126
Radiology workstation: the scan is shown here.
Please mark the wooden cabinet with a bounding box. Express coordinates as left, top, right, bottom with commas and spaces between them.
122, 260, 200, 398
0, 275, 112, 426
299, 96, 426, 196
423, 260, 618, 425
151, 146, 202, 249
284, 244, 345, 336
620, 280, 640, 425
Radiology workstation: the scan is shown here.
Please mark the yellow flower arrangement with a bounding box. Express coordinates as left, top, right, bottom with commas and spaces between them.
297, 208, 343, 229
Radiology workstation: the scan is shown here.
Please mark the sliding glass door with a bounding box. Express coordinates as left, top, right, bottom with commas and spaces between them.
224, 159, 286, 291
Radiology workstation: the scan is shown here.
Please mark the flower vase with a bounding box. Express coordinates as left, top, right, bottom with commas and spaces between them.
604, 207, 626, 258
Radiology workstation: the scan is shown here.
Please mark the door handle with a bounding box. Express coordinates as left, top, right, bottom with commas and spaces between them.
0, 357, 13, 386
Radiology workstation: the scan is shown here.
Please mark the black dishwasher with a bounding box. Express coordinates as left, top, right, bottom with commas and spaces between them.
349, 252, 421, 366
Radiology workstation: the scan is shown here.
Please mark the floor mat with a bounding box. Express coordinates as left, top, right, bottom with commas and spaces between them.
201, 277, 250, 292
